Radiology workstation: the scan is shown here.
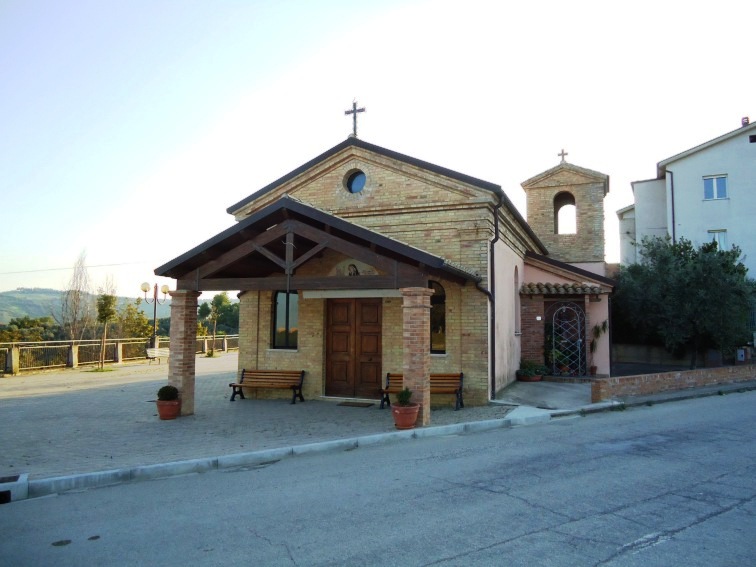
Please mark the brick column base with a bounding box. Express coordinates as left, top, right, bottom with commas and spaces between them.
168, 290, 201, 416
401, 287, 433, 426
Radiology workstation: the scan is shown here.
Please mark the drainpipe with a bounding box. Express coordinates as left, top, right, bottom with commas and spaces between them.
668, 169, 676, 243
475, 192, 503, 399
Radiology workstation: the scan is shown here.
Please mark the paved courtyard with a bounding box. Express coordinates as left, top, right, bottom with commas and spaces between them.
0, 353, 517, 480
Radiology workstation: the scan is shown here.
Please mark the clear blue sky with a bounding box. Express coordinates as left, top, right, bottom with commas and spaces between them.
1, 0, 753, 297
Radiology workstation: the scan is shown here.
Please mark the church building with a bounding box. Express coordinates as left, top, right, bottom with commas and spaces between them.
155, 136, 614, 423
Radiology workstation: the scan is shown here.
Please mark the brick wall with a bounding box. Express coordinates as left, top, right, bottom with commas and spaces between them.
520, 295, 545, 364
591, 365, 756, 402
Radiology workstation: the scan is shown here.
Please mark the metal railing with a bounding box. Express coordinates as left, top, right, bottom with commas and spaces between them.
1, 335, 239, 374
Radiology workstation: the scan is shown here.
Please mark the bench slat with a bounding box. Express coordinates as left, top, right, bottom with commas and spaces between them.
229, 369, 306, 404
380, 372, 464, 410
146, 348, 170, 357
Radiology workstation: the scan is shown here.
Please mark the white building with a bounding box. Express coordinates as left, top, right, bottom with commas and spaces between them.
619, 118, 756, 274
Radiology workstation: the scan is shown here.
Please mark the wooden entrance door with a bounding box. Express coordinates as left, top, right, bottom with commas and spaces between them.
326, 298, 382, 398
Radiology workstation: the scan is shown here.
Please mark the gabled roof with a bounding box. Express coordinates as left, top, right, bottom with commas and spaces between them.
616, 204, 635, 217
225, 137, 547, 254
156, 195, 482, 285
657, 120, 756, 177
523, 251, 615, 289
521, 161, 610, 196
227, 137, 502, 214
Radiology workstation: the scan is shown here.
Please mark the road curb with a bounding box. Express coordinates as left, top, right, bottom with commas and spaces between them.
25, 418, 516, 500
22, 385, 756, 501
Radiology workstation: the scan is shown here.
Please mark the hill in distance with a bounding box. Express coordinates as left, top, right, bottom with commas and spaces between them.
0, 288, 172, 324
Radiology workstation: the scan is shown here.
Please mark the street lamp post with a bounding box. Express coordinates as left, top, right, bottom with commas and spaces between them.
141, 282, 170, 348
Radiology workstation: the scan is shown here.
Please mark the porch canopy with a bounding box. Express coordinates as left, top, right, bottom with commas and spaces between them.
154, 195, 480, 420
156, 195, 478, 291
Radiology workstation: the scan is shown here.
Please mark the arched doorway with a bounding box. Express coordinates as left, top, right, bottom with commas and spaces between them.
546, 302, 585, 376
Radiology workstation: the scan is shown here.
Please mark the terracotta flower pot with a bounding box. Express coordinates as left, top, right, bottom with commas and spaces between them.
516, 373, 542, 382
391, 403, 420, 430
156, 399, 181, 420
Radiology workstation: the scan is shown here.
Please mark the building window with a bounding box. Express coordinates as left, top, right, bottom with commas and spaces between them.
703, 176, 727, 200
272, 291, 298, 349
345, 170, 366, 193
708, 229, 727, 250
429, 281, 446, 354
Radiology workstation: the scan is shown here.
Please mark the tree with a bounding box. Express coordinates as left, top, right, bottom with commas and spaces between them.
55, 251, 94, 341
0, 316, 61, 342
96, 280, 117, 369
217, 300, 239, 333
613, 237, 755, 368
115, 299, 153, 339
198, 292, 235, 355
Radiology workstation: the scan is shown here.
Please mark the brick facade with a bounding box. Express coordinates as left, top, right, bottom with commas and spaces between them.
227, 146, 502, 408
164, 140, 614, 414
236, 276, 481, 409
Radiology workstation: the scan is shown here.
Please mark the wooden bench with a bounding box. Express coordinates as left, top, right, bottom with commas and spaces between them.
229, 369, 306, 404
146, 347, 170, 363
380, 372, 464, 410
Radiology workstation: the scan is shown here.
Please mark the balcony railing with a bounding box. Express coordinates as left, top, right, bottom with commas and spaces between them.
1, 335, 239, 374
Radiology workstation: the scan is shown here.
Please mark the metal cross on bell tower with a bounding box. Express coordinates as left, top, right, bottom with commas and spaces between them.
344, 100, 366, 137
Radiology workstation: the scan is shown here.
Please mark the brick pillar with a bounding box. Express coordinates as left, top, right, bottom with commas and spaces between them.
168, 290, 200, 416
401, 287, 433, 426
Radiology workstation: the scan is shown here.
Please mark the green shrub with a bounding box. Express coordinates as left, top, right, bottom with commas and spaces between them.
157, 385, 179, 401
396, 387, 413, 406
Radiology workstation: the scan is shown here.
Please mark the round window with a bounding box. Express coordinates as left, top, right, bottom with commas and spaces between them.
345, 170, 366, 193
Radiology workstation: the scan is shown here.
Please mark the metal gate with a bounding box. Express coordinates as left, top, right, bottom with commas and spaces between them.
548, 302, 586, 376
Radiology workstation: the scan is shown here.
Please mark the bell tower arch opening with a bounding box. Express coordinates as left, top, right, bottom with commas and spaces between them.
553, 191, 577, 235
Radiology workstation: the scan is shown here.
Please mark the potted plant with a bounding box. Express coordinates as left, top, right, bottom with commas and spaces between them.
391, 387, 420, 430
156, 384, 181, 420
516, 360, 548, 382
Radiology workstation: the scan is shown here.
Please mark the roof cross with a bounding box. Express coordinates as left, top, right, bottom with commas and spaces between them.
344, 100, 366, 137
558, 149, 569, 163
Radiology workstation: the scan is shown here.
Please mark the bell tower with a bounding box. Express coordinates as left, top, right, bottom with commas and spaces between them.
521, 152, 609, 272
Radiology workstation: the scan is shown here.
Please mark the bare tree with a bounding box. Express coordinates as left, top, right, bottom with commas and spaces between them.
55, 251, 95, 341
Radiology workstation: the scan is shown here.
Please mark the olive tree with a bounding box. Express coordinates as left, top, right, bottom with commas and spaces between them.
613, 237, 755, 368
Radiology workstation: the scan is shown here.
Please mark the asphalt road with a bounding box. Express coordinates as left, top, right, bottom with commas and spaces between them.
1, 391, 755, 566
